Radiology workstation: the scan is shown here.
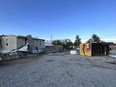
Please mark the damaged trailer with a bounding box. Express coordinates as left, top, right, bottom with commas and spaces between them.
0, 35, 45, 61
80, 42, 111, 56
17, 35, 45, 54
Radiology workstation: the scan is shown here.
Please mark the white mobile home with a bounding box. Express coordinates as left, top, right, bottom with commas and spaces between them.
0, 35, 45, 53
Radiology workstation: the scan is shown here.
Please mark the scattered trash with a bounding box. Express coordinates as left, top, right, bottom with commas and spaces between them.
70, 50, 77, 55
109, 55, 116, 63
109, 55, 116, 58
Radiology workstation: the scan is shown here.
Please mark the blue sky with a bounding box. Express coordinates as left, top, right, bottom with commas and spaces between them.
0, 0, 116, 42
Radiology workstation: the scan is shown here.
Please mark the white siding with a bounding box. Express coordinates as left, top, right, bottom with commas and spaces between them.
1, 36, 17, 53
40, 40, 45, 48
0, 35, 45, 53
33, 40, 44, 48
0, 37, 2, 53
17, 37, 26, 49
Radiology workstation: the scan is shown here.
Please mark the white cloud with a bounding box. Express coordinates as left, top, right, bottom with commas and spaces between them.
101, 38, 116, 43
101, 38, 116, 40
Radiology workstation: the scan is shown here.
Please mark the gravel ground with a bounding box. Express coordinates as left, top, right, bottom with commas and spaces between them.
0, 52, 116, 87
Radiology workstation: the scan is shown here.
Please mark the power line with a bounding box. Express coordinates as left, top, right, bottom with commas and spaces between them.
80, 34, 116, 39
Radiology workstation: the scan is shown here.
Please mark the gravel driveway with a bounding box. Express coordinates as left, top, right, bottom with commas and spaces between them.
0, 52, 116, 87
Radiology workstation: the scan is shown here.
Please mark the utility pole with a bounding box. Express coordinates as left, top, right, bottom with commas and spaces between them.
51, 35, 52, 41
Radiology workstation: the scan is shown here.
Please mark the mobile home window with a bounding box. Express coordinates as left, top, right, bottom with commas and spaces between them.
6, 38, 8, 46
25, 38, 27, 45
39, 41, 41, 46
86, 44, 90, 49
0, 39, 1, 46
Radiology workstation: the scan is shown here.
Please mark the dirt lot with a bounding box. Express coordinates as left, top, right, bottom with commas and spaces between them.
0, 51, 116, 87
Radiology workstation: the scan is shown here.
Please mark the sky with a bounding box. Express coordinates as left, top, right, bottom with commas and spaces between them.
0, 0, 116, 42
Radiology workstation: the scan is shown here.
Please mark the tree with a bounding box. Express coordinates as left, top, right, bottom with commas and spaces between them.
92, 34, 100, 42
87, 34, 101, 43
62, 39, 73, 50
52, 39, 73, 50
52, 40, 62, 45
66, 41, 73, 50
86, 39, 93, 43
74, 35, 81, 46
